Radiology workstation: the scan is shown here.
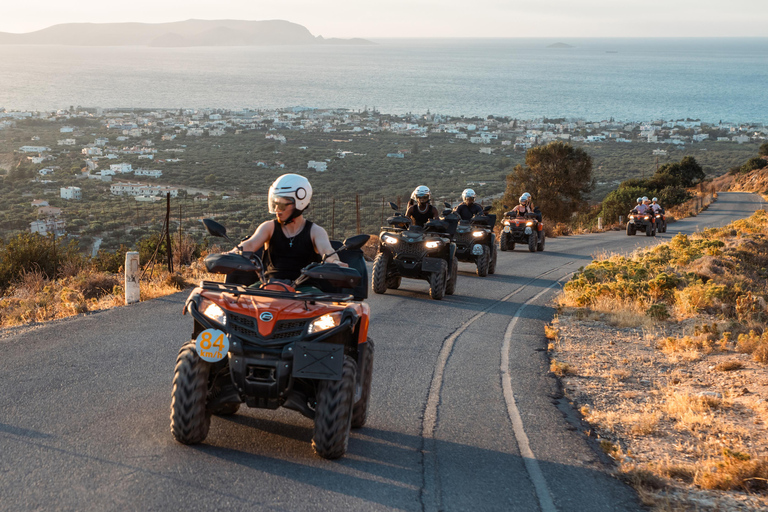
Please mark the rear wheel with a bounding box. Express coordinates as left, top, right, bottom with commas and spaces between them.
646, 224, 653, 237
499, 232, 510, 251
537, 231, 546, 251
428, 259, 447, 300
528, 234, 537, 252
446, 257, 458, 295
372, 253, 388, 294
170, 341, 211, 445
313, 356, 357, 459
475, 246, 489, 277
352, 339, 374, 428
488, 245, 497, 274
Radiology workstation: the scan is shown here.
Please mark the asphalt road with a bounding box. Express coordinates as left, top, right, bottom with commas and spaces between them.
0, 192, 763, 511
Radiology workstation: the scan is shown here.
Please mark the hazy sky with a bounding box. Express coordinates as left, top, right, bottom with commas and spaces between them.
2, 0, 767, 38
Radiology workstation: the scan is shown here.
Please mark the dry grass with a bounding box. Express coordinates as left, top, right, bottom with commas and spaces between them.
550, 359, 574, 377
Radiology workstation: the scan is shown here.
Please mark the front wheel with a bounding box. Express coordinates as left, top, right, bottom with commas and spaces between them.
429, 259, 447, 300
446, 256, 458, 295
313, 356, 357, 459
646, 224, 653, 237
385, 276, 401, 289
499, 232, 510, 252
352, 339, 374, 428
528, 234, 537, 252
537, 231, 546, 251
475, 245, 489, 277
488, 245, 497, 274
170, 341, 211, 445
372, 253, 388, 294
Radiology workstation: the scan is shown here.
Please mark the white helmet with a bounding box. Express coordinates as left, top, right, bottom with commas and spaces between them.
642, 196, 649, 203
411, 185, 431, 203
519, 192, 531, 205
652, 197, 658, 202
637, 197, 643, 204
268, 173, 312, 213
461, 188, 476, 201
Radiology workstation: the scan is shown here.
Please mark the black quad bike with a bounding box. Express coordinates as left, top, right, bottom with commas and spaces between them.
499, 207, 545, 252
372, 202, 457, 300
653, 209, 667, 233
440, 203, 497, 276
171, 219, 374, 460
626, 210, 656, 237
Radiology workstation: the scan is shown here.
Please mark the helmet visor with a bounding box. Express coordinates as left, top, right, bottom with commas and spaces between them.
268, 195, 295, 213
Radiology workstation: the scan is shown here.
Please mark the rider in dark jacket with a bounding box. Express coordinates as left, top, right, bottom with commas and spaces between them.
455, 188, 483, 221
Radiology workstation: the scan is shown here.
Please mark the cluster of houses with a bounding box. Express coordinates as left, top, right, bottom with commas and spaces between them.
4, 106, 766, 238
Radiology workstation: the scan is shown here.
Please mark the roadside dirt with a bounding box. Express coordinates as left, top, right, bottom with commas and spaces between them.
550, 314, 768, 511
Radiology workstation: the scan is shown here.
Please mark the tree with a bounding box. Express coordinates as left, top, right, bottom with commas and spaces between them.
759, 142, 768, 157
655, 156, 704, 187
501, 141, 593, 224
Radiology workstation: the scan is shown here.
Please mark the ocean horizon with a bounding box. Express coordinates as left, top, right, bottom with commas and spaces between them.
1, 37, 767, 122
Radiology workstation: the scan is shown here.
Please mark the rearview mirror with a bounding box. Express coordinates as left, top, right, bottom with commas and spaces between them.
389, 202, 398, 210
503, 205, 508, 209
483, 205, 492, 212
341, 234, 371, 251
202, 218, 227, 238
444, 201, 451, 208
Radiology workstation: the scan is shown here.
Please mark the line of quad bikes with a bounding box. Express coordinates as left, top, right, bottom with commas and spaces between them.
170, 202, 652, 460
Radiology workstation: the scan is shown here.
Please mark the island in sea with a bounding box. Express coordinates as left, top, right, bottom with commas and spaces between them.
0, 19, 373, 47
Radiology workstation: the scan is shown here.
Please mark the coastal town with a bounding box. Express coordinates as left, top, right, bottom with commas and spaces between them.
1, 106, 765, 241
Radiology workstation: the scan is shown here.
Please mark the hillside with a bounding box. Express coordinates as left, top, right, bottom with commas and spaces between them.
0, 19, 373, 47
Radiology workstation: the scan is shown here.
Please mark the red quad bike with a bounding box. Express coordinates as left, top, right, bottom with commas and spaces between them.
499, 207, 545, 252
170, 219, 374, 460
626, 209, 656, 237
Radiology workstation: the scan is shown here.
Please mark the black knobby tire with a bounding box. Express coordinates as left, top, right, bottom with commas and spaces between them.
385, 276, 401, 289
352, 339, 374, 428
537, 231, 546, 251
626, 223, 633, 236
475, 246, 489, 277
499, 232, 510, 252
488, 245, 498, 274
170, 341, 211, 445
509, 242, 515, 250
646, 224, 653, 237
528, 233, 537, 252
429, 259, 447, 300
446, 256, 458, 295
372, 253, 388, 294
313, 356, 357, 459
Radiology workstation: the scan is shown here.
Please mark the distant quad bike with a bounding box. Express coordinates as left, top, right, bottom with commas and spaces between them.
372, 202, 457, 300
499, 207, 545, 252
654, 210, 667, 233
441, 203, 497, 276
626, 210, 656, 237
170, 219, 374, 460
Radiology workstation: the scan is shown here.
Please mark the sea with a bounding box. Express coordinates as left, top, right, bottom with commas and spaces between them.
0, 38, 767, 123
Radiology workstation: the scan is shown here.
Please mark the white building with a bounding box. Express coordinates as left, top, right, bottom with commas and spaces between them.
110, 163, 133, 173
110, 182, 178, 198
38, 168, 56, 176
19, 145, 50, 153
60, 186, 82, 200
479, 147, 493, 155
57, 139, 76, 146
82, 147, 103, 156
95, 137, 109, 146
308, 160, 328, 172
30, 218, 66, 237
134, 169, 163, 178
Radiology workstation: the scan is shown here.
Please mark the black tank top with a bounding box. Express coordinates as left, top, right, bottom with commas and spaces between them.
266, 220, 321, 281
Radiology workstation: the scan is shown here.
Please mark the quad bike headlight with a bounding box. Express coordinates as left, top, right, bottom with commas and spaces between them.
425, 240, 442, 249
629, 215, 635, 219
199, 298, 226, 325
525, 221, 534, 227
308, 311, 343, 334
503, 219, 510, 225
472, 231, 484, 238
644, 215, 650, 220
382, 235, 398, 245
